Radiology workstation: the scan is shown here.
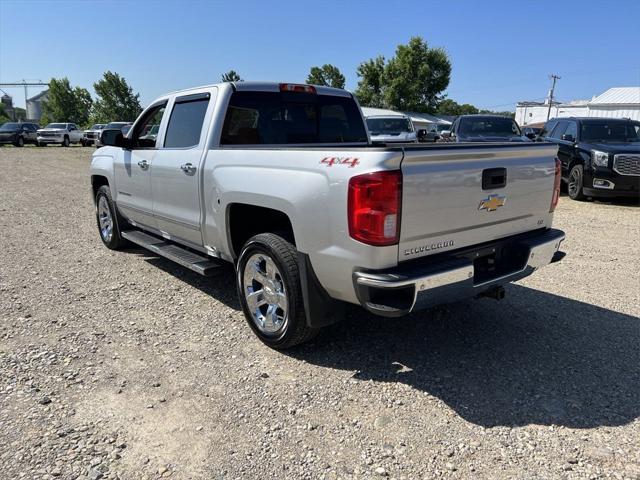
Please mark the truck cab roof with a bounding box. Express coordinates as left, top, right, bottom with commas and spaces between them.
164, 81, 351, 99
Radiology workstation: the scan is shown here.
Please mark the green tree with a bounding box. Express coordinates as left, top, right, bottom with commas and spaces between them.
306, 64, 345, 89
355, 37, 451, 113
354, 56, 385, 108
92, 71, 142, 123
382, 37, 451, 113
436, 98, 479, 116
221, 70, 242, 82
0, 103, 10, 123
41, 77, 93, 125
479, 109, 515, 118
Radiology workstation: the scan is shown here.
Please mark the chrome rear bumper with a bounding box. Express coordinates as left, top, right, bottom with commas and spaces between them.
354, 228, 565, 317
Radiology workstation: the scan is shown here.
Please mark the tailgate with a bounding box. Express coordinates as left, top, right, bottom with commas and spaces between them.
399, 143, 559, 261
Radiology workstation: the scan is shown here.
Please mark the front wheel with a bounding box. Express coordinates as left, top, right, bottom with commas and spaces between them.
568, 164, 586, 201
236, 233, 318, 349
62, 136, 70, 147
14, 136, 24, 147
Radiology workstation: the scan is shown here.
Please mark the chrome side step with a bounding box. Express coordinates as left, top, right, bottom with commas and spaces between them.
121, 230, 222, 276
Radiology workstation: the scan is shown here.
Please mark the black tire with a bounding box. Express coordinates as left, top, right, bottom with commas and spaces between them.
95, 185, 127, 250
568, 164, 586, 201
14, 136, 24, 147
80, 139, 86, 147
236, 233, 318, 349
62, 136, 70, 147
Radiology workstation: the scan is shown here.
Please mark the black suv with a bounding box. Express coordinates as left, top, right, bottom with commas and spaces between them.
0, 122, 39, 147
540, 117, 640, 200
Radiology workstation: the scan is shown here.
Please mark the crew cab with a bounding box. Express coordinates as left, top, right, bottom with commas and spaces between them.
37, 123, 84, 147
0, 122, 39, 147
90, 82, 565, 349
442, 115, 531, 143
539, 117, 639, 200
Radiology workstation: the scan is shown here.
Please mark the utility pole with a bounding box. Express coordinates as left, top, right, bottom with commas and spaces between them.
546, 74, 561, 121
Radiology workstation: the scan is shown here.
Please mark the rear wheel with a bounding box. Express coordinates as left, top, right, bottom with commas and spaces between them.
568, 164, 586, 201
236, 233, 318, 349
95, 185, 126, 249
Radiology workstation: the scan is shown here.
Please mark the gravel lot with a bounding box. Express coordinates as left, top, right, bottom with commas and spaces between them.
1, 146, 639, 480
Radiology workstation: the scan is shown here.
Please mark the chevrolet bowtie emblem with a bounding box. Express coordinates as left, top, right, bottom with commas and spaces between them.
479, 194, 506, 212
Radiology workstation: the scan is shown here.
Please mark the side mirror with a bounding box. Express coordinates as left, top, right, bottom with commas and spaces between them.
524, 132, 536, 139
101, 129, 131, 149
562, 134, 575, 142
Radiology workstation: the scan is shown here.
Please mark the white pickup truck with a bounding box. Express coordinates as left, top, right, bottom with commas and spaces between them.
37, 123, 84, 146
91, 82, 565, 348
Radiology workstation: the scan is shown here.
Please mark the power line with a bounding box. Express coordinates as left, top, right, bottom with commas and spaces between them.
546, 74, 561, 121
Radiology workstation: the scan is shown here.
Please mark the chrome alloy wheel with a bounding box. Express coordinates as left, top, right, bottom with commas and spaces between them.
568, 168, 580, 197
97, 196, 113, 243
242, 253, 288, 335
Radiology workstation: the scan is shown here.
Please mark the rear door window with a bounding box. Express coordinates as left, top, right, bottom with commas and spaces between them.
164, 94, 210, 148
220, 91, 368, 145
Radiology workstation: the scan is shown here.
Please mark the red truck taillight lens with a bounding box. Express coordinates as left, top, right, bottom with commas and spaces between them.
550, 157, 561, 212
348, 171, 402, 246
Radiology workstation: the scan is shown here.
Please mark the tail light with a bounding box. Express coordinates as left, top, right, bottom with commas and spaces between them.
279, 83, 316, 94
550, 157, 561, 212
348, 171, 402, 246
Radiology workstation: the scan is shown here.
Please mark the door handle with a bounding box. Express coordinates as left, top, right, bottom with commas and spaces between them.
137, 160, 149, 170
180, 163, 196, 174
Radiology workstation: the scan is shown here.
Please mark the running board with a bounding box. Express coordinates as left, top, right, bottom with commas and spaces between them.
122, 230, 222, 276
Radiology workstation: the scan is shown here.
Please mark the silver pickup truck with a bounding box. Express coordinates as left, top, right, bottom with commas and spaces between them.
90, 82, 565, 349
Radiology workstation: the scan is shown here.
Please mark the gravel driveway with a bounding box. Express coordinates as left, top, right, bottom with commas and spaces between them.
1, 146, 639, 480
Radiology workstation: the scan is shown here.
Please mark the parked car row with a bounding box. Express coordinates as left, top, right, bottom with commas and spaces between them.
362, 110, 638, 202
0, 121, 134, 147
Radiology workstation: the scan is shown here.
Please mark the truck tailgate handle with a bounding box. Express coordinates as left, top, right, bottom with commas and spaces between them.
482, 168, 507, 190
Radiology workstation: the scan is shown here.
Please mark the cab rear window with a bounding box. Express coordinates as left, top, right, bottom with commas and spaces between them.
221, 91, 367, 145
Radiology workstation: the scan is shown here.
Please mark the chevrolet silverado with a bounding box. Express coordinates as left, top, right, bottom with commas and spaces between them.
90, 82, 565, 348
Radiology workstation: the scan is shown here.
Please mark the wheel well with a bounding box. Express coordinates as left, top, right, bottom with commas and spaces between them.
91, 175, 109, 199
228, 204, 295, 258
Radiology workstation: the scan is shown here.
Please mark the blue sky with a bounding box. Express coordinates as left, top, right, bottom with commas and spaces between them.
1, 0, 639, 110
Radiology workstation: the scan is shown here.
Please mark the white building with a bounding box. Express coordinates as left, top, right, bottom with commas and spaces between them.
587, 87, 640, 120
515, 87, 640, 125
556, 99, 589, 118
514, 100, 559, 126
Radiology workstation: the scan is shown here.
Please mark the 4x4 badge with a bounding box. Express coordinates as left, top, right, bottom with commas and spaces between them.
479, 194, 506, 212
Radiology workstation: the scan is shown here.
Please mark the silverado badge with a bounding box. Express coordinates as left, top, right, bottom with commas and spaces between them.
478, 194, 506, 212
